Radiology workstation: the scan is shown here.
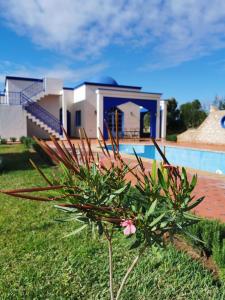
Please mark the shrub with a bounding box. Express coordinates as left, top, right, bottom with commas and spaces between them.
32, 142, 54, 165
19, 136, 26, 144
20, 137, 35, 149
186, 219, 225, 272
0, 129, 204, 300
0, 156, 5, 171
0, 138, 7, 145
166, 134, 177, 142
10, 137, 17, 143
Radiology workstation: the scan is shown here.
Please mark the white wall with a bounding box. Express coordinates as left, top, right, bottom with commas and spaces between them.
73, 85, 97, 138
38, 95, 61, 118
74, 85, 86, 102
44, 78, 63, 95
0, 105, 27, 139
6, 79, 41, 93
117, 102, 140, 131
63, 89, 76, 136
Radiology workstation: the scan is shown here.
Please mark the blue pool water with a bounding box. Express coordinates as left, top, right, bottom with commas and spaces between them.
107, 144, 225, 174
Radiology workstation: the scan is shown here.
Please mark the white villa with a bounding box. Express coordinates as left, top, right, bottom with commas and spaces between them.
0, 75, 167, 140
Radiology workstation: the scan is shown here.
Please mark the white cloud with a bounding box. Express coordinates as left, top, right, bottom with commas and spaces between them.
1, 1, 225, 68
0, 60, 108, 89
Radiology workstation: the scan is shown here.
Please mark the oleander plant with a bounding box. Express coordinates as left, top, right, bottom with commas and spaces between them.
0, 127, 204, 300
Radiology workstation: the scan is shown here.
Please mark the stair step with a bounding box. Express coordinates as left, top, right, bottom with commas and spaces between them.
26, 112, 62, 139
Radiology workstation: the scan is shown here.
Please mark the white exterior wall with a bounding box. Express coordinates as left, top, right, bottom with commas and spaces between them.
117, 102, 140, 131
0, 106, 27, 139
63, 89, 75, 136
6, 79, 40, 93
38, 95, 61, 118
73, 85, 97, 138
160, 100, 167, 139
44, 78, 63, 95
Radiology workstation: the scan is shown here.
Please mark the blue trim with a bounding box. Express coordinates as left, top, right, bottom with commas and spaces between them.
74, 81, 142, 90
63, 87, 74, 90
75, 110, 81, 127
103, 97, 157, 139
221, 116, 225, 128
98, 88, 162, 95
5, 76, 43, 82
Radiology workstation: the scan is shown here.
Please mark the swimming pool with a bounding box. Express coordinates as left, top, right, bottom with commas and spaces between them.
107, 144, 225, 174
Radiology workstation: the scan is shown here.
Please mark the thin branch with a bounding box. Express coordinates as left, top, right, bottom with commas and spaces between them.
105, 229, 114, 300
115, 246, 146, 300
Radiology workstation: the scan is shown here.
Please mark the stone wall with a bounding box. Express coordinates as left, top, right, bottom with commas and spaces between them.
177, 108, 225, 145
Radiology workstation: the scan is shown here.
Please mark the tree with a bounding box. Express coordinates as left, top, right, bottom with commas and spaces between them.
166, 98, 184, 133
212, 96, 225, 110
180, 99, 207, 129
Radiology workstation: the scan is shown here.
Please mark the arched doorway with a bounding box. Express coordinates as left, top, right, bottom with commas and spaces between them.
59, 108, 71, 136
106, 107, 124, 137
140, 109, 151, 138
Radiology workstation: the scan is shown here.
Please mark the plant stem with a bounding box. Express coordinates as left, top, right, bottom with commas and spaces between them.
105, 229, 114, 300
108, 238, 114, 300
115, 246, 146, 300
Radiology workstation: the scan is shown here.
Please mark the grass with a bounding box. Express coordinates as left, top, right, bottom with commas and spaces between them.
0, 144, 225, 299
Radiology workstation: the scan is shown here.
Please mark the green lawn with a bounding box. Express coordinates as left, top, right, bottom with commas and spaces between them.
0, 144, 224, 299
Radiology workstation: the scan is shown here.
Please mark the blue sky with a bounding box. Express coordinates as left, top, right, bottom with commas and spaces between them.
1, 0, 225, 106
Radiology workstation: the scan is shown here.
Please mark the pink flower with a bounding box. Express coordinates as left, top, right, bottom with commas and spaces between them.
98, 158, 105, 169
121, 219, 136, 235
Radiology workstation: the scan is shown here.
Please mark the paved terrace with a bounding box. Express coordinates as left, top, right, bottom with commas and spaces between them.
48, 139, 225, 223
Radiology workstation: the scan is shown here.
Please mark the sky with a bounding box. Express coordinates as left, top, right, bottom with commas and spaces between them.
1, 0, 225, 105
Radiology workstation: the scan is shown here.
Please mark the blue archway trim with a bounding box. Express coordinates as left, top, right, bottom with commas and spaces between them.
103, 97, 157, 139
221, 116, 225, 128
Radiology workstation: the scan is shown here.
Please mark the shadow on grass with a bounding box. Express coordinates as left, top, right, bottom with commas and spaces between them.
0, 150, 51, 172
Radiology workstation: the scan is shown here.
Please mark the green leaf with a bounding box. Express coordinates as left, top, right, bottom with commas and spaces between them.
183, 212, 202, 221
189, 174, 197, 191
129, 239, 142, 250
157, 169, 168, 191
183, 230, 205, 244
149, 213, 166, 228
54, 205, 77, 213
151, 160, 157, 182
181, 167, 187, 182
113, 184, 130, 195
146, 199, 157, 219
183, 196, 205, 212
63, 224, 87, 238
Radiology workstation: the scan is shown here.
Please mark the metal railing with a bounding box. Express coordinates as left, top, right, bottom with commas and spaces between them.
7, 92, 21, 105
0, 93, 7, 104
21, 80, 44, 98
21, 94, 61, 134
1, 80, 61, 135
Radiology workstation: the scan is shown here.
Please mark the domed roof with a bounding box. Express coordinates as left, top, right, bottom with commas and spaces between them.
89, 75, 118, 86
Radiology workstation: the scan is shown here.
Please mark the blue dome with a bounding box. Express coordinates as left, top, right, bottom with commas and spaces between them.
89, 76, 118, 86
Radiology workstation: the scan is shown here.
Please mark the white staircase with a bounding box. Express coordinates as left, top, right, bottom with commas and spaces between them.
26, 112, 61, 139
20, 81, 63, 139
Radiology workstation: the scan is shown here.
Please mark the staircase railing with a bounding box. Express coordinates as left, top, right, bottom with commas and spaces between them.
0, 92, 7, 104
21, 93, 61, 134
3, 80, 61, 135
21, 80, 44, 99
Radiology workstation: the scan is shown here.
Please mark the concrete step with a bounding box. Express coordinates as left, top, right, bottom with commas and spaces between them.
26, 112, 62, 139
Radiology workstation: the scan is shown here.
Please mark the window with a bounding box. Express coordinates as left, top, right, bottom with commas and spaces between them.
75, 110, 81, 127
